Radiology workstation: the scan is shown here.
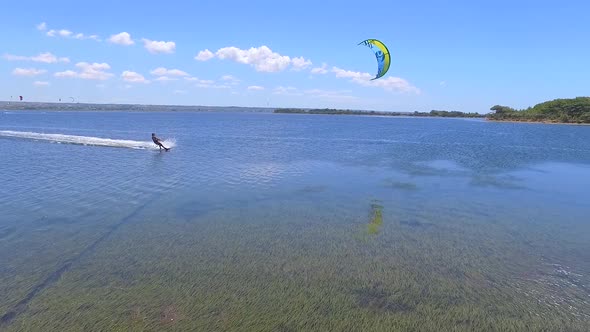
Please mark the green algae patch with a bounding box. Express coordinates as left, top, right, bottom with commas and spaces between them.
367, 202, 384, 235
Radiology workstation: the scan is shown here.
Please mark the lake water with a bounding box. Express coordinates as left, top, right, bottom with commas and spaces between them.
1, 111, 589, 331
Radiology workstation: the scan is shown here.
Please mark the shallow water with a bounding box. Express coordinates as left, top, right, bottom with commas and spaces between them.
1, 111, 589, 331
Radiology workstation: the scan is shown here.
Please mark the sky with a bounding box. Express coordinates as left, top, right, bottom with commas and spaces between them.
1, 0, 589, 112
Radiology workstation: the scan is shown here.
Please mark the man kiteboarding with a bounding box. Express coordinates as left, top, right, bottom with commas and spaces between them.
152, 133, 170, 151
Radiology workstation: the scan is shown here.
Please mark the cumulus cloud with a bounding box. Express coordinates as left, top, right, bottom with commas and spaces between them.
33, 81, 50, 86
3, 52, 69, 63
12, 68, 47, 76
195, 49, 214, 61
247, 85, 265, 91
331, 67, 420, 94
121, 71, 150, 83
41, 23, 100, 41
76, 62, 112, 80
311, 63, 328, 74
216, 46, 290, 72
108, 32, 134, 45
150, 67, 189, 77
142, 39, 175, 54
291, 56, 312, 71
195, 46, 311, 73
55, 62, 113, 80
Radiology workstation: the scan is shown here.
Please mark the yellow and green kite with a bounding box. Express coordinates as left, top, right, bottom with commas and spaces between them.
358, 39, 391, 80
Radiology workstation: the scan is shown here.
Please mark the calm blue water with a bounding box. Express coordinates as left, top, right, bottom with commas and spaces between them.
1, 111, 589, 330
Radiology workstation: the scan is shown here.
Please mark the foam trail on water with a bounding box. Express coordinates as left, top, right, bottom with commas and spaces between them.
0, 130, 176, 150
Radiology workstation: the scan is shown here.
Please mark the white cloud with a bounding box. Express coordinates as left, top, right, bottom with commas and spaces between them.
197, 79, 215, 85
197, 46, 311, 73
155, 76, 178, 82
54, 70, 78, 78
221, 75, 240, 85
76, 62, 112, 80
33, 52, 70, 63
142, 38, 175, 54
3, 54, 27, 61
41, 23, 100, 41
73, 33, 100, 41
55, 62, 113, 80
195, 49, 214, 61
150, 67, 189, 77
197, 84, 230, 89
33, 81, 50, 87
331, 67, 420, 94
109, 32, 134, 46
194, 78, 229, 89
215, 46, 291, 72
58, 29, 73, 37
247, 85, 265, 91
4, 52, 69, 63
311, 63, 328, 74
12, 68, 47, 76
291, 56, 312, 71
273, 86, 301, 96
184, 76, 200, 81
121, 71, 150, 83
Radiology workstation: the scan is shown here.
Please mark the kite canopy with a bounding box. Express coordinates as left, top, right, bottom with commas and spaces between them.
358, 39, 391, 80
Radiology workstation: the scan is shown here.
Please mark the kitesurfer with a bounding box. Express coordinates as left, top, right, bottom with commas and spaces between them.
152, 133, 169, 151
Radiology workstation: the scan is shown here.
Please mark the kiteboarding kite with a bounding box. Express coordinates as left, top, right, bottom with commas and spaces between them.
358, 39, 391, 80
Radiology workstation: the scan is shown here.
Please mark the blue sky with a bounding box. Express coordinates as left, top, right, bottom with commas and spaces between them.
1, 0, 589, 112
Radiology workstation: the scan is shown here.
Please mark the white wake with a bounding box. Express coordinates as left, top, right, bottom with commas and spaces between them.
0, 130, 176, 150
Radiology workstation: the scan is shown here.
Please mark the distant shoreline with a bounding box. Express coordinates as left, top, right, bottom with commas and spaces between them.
0, 101, 272, 113
486, 119, 590, 126
273, 108, 485, 119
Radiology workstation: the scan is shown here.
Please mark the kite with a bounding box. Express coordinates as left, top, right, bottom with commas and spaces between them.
358, 39, 391, 80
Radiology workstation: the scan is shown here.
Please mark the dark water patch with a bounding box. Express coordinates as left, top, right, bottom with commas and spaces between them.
382, 179, 418, 191
400, 220, 434, 229
354, 285, 413, 313
0, 194, 161, 328
36, 216, 78, 225
273, 322, 297, 332
470, 175, 527, 190
78, 303, 94, 311
0, 226, 16, 240
175, 201, 209, 220
296, 185, 328, 194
